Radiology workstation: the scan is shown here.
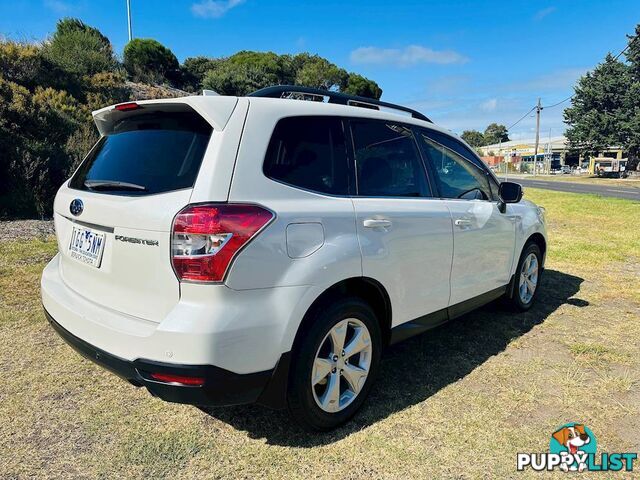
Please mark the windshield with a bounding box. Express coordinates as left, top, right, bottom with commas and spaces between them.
69, 110, 212, 196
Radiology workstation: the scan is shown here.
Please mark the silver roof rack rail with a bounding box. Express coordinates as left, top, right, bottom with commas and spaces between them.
248, 85, 431, 123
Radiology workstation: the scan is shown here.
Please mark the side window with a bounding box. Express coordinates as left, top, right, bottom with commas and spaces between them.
427, 130, 484, 169
486, 173, 500, 201
418, 131, 492, 200
264, 116, 349, 195
351, 120, 430, 197
425, 130, 499, 200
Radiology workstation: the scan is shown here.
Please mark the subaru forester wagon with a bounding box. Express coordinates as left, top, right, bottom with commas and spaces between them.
42, 86, 547, 430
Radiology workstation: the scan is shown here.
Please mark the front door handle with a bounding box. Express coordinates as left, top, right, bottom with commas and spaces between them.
363, 218, 392, 229
454, 218, 472, 227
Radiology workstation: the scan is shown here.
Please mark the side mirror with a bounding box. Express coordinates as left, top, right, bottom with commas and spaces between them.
498, 181, 523, 213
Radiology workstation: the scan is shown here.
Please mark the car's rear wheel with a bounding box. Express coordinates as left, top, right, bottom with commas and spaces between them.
287, 297, 381, 431
507, 242, 543, 311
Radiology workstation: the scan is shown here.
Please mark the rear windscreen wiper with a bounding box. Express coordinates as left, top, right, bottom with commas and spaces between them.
84, 180, 147, 191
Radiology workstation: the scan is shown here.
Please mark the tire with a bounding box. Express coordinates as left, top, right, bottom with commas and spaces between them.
506, 242, 543, 311
287, 297, 382, 431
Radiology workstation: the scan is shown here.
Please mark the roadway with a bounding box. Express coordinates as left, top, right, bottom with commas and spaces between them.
500, 176, 640, 201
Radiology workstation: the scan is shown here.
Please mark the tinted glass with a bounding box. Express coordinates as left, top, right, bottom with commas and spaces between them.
426, 130, 485, 169
425, 129, 499, 200
70, 111, 212, 196
351, 120, 430, 197
263, 116, 349, 195
419, 132, 492, 200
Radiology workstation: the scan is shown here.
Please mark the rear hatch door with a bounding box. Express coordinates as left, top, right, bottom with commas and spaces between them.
53, 99, 236, 322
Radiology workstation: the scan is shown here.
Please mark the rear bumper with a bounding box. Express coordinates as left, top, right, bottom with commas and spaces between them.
45, 308, 289, 407
41, 253, 305, 408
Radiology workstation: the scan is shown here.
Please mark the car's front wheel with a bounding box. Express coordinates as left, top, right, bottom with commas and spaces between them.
507, 242, 543, 311
287, 297, 381, 431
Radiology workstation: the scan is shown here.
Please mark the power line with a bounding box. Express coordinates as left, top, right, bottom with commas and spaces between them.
506, 106, 536, 130
613, 33, 638, 61
544, 95, 573, 109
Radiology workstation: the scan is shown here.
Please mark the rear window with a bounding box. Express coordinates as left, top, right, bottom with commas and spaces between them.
263, 116, 350, 195
351, 120, 431, 197
69, 111, 212, 195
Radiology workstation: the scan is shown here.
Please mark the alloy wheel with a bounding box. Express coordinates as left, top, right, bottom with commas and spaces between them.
519, 252, 539, 304
311, 318, 373, 413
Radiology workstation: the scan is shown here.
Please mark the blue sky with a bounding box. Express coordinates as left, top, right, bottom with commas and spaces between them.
1, 0, 638, 139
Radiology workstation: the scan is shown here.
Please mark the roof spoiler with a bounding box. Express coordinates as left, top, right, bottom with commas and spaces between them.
92, 96, 239, 135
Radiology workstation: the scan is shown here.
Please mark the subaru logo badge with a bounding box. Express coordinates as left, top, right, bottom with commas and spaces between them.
69, 199, 83, 216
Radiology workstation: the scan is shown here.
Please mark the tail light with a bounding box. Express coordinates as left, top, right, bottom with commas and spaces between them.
171, 204, 274, 283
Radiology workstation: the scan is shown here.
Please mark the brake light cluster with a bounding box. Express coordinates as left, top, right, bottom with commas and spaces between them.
171, 204, 273, 282
114, 102, 141, 112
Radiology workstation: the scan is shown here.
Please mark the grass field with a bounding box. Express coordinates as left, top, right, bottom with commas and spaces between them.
1, 189, 639, 479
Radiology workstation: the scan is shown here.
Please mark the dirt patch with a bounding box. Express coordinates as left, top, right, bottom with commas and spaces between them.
0, 220, 54, 242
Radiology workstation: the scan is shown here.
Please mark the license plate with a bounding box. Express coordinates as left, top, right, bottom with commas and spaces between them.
68, 226, 106, 268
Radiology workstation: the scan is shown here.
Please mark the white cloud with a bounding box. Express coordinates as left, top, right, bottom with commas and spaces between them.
480, 98, 498, 112
44, 0, 73, 13
191, 0, 245, 19
534, 6, 556, 21
350, 45, 468, 67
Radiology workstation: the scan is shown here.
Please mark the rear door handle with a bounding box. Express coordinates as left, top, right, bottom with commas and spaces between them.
454, 218, 472, 227
363, 218, 392, 229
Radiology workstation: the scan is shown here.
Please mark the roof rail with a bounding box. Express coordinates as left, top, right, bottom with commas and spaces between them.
248, 85, 431, 123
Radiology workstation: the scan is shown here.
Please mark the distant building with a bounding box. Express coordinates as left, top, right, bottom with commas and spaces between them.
477, 135, 624, 171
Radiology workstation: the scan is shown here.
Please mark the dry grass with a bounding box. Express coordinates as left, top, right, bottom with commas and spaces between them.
0, 189, 639, 479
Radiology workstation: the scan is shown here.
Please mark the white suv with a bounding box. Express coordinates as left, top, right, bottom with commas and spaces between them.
41, 86, 547, 431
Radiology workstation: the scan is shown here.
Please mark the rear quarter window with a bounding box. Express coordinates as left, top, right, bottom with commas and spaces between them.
69, 110, 212, 196
263, 116, 350, 195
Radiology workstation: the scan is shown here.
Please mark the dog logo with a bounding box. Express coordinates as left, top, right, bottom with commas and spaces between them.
550, 424, 594, 472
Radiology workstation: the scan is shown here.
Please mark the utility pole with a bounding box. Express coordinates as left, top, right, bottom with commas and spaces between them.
533, 97, 542, 176
127, 0, 133, 42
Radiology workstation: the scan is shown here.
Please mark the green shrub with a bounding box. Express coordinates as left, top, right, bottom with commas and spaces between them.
44, 18, 117, 78
294, 55, 348, 91
0, 78, 77, 217
123, 38, 179, 84
343, 73, 382, 99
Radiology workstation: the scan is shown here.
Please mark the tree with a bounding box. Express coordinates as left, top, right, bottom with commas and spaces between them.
203, 61, 278, 95
343, 73, 382, 99
623, 25, 640, 169
44, 18, 117, 78
564, 54, 632, 159
123, 38, 179, 84
198, 51, 381, 98
461, 129, 485, 147
625, 25, 640, 80
483, 123, 509, 145
294, 55, 348, 91
181, 56, 223, 91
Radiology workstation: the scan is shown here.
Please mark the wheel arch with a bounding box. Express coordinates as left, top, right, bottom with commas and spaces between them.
526, 232, 547, 266
258, 277, 391, 410
292, 277, 393, 352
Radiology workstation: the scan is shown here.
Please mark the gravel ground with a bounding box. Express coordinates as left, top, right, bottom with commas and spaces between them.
0, 220, 55, 242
